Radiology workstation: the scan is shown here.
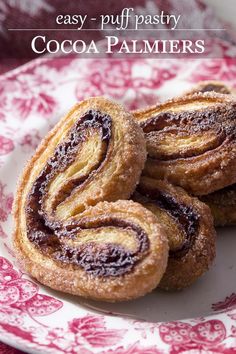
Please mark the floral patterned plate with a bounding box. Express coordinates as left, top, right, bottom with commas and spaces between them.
0, 53, 236, 353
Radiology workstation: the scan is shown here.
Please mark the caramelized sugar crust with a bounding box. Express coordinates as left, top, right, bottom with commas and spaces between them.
133, 92, 236, 196
133, 177, 216, 290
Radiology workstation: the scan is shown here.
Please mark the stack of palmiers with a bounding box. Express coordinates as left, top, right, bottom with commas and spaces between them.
184, 81, 236, 226
13, 81, 236, 301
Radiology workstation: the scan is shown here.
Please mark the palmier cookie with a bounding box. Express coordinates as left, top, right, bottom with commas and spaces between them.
184, 80, 236, 96
133, 92, 236, 195
133, 177, 216, 290
185, 81, 236, 226
13, 97, 169, 302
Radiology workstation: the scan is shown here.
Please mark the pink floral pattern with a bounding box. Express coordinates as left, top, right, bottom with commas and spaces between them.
0, 256, 127, 353
189, 57, 236, 83
68, 316, 125, 348
159, 320, 236, 353
0, 225, 7, 239
0, 136, 14, 156
212, 294, 236, 323
9, 73, 57, 120
0, 0, 53, 34
75, 59, 181, 109
100, 342, 163, 354
0, 257, 62, 313
212, 293, 236, 313
0, 183, 13, 223
19, 129, 42, 153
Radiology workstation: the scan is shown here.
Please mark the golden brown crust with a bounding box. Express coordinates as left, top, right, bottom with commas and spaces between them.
133, 92, 236, 195
201, 184, 236, 226
15, 200, 168, 301
133, 176, 216, 290
13, 97, 169, 302
183, 81, 236, 226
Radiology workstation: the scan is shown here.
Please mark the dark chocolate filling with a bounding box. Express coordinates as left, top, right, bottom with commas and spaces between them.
141, 105, 236, 160
54, 218, 149, 276
198, 84, 231, 94
137, 185, 199, 258
25, 110, 149, 277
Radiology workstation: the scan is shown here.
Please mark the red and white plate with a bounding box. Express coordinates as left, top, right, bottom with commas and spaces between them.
0, 50, 236, 353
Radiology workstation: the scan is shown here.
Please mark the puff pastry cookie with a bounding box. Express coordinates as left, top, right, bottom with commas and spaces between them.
13, 97, 169, 302
133, 92, 236, 195
184, 81, 236, 225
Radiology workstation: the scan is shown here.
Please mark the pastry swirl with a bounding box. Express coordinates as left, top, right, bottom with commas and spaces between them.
184, 81, 236, 225
13, 97, 168, 302
133, 92, 236, 195
133, 177, 216, 290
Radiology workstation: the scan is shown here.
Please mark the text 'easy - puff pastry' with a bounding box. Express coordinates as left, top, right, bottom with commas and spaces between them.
133, 92, 236, 196
13, 97, 169, 302
133, 177, 216, 290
